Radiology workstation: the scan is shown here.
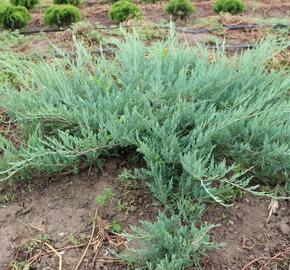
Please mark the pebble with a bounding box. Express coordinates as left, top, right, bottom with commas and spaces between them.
129, 205, 137, 212
119, 215, 128, 222
279, 218, 290, 235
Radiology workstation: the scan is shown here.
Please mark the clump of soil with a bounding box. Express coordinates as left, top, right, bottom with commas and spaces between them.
0, 159, 159, 269
203, 195, 290, 270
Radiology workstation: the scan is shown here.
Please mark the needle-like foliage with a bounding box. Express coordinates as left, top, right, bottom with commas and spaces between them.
0, 31, 290, 197
0, 30, 290, 268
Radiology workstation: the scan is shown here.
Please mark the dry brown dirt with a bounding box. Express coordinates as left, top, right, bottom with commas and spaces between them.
1, 158, 289, 269
0, 159, 159, 269
204, 195, 290, 270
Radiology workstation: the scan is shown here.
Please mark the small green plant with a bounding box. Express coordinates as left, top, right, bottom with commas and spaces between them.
118, 168, 135, 183
116, 200, 126, 212
26, 240, 39, 253
72, 21, 102, 45
165, 0, 195, 18
10, 260, 30, 270
204, 35, 222, 46
10, 0, 38, 9
0, 5, 30, 30
36, 233, 49, 242
213, 0, 245, 14
68, 233, 81, 245
0, 192, 16, 205
53, 0, 80, 6
108, 1, 141, 23
95, 187, 115, 206
43, 5, 81, 27
111, 218, 122, 233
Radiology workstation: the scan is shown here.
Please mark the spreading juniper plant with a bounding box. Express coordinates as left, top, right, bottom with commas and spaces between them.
0, 29, 290, 268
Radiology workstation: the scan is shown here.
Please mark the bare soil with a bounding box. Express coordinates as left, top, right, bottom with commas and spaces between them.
203, 195, 290, 270
0, 159, 159, 269
1, 158, 289, 269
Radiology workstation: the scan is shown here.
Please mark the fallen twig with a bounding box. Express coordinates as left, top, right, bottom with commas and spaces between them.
242, 246, 290, 270
259, 247, 290, 270
44, 242, 63, 270
75, 209, 98, 270
241, 256, 269, 270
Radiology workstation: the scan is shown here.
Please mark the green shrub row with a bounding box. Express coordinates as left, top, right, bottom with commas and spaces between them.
0, 0, 246, 30
0, 4, 80, 29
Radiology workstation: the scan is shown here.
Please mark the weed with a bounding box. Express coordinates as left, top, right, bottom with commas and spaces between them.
26, 240, 39, 253
36, 233, 49, 242
204, 35, 223, 46
10, 260, 29, 270
111, 218, 122, 233
116, 199, 126, 212
68, 233, 81, 245
95, 187, 115, 206
118, 168, 135, 184
0, 192, 16, 205
72, 21, 103, 45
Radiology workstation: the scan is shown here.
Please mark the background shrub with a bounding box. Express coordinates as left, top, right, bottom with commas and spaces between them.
53, 0, 80, 7
44, 5, 81, 27
213, 0, 245, 14
108, 1, 141, 23
165, 0, 195, 18
10, 0, 38, 9
0, 4, 8, 15
0, 5, 30, 29
142, 0, 158, 3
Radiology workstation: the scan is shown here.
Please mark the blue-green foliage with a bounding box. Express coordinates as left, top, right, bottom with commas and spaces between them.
0, 30, 290, 268
0, 32, 289, 200
122, 213, 217, 269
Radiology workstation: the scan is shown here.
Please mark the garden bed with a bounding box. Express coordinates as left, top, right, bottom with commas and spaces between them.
0, 1, 289, 269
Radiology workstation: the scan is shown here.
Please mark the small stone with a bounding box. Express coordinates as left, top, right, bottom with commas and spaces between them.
264, 246, 269, 253
279, 220, 290, 235
129, 205, 137, 212
119, 215, 128, 222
